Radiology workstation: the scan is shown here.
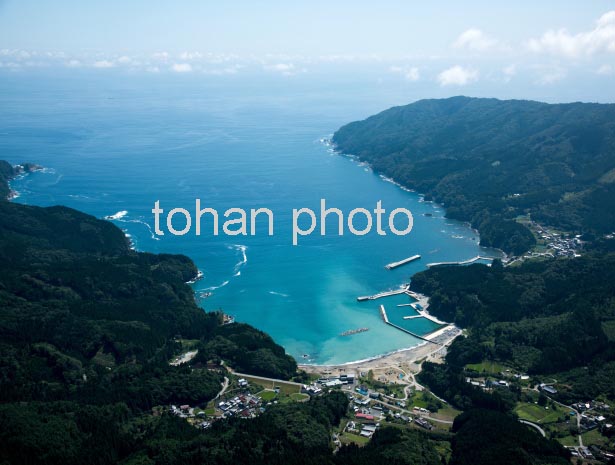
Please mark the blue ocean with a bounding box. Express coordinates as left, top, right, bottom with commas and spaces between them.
1, 73, 500, 364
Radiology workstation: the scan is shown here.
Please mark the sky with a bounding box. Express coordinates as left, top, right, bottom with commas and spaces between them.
1, 1, 615, 99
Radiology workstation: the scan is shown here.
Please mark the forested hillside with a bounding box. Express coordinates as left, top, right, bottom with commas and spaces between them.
333, 97, 615, 254
410, 256, 615, 374
0, 160, 572, 464
0, 162, 302, 463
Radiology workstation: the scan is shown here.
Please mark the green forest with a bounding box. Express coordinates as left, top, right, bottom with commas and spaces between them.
10, 90, 615, 462
333, 96, 615, 255
0, 158, 565, 465
0, 157, 574, 464
411, 252, 615, 408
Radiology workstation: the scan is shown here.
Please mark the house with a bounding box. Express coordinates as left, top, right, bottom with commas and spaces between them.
579, 447, 594, 459
360, 424, 378, 438
362, 424, 378, 433
539, 384, 558, 395
325, 379, 343, 387
302, 384, 323, 396
415, 418, 433, 430
238, 378, 248, 388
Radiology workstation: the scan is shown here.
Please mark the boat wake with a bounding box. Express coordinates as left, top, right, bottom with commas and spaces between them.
203, 280, 230, 291
229, 244, 248, 274
269, 291, 289, 298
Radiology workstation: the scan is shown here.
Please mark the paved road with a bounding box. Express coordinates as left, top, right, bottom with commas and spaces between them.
215, 377, 229, 399
355, 392, 454, 425
547, 396, 583, 447
519, 420, 546, 437
231, 371, 304, 387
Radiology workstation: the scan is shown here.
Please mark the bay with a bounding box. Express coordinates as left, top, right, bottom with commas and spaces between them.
1, 73, 500, 364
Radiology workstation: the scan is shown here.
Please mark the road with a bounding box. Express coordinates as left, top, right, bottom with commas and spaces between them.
230, 371, 304, 387
525, 381, 583, 448
215, 376, 229, 399
547, 396, 583, 447
519, 420, 546, 437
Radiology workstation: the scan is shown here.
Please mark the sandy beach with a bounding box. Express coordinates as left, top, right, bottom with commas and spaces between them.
298, 290, 462, 380
298, 325, 462, 381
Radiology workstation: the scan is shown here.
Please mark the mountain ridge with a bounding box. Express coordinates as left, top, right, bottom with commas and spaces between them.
333, 96, 615, 254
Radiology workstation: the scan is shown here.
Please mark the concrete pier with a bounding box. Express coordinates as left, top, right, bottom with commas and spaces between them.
380, 304, 442, 345
385, 254, 421, 270
357, 286, 409, 302
426, 255, 493, 268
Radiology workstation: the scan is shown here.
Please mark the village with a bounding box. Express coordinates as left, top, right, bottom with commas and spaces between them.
506, 219, 585, 266
159, 362, 452, 446
462, 363, 615, 461
164, 313, 615, 462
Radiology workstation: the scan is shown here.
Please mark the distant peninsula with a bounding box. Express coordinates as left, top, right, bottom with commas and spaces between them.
0, 160, 43, 199
333, 96, 615, 255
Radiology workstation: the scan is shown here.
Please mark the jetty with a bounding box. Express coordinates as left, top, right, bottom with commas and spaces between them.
379, 304, 389, 323
339, 327, 369, 337
426, 255, 493, 268
379, 305, 442, 345
385, 254, 421, 270
357, 286, 409, 302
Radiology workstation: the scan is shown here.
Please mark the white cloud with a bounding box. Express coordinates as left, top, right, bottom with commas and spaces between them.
264, 62, 304, 76
268, 63, 294, 72
535, 66, 567, 85
453, 28, 499, 52
152, 51, 169, 61
66, 59, 81, 68
146, 66, 160, 73
503, 64, 517, 76
93, 60, 114, 68
437, 65, 478, 86
203, 64, 243, 75
117, 56, 132, 64
390, 65, 420, 81
0, 61, 21, 69
527, 10, 615, 57
500, 64, 517, 82
596, 64, 614, 75
179, 51, 203, 60
171, 63, 192, 73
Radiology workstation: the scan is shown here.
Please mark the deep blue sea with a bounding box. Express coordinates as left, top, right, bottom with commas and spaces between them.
1, 73, 500, 364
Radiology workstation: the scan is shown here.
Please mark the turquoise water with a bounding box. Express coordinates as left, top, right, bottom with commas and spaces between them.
1, 74, 500, 365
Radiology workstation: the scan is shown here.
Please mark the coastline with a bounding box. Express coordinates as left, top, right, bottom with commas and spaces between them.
299, 324, 461, 375
8, 144, 477, 374
6, 164, 47, 202
327, 139, 505, 261
299, 281, 461, 372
